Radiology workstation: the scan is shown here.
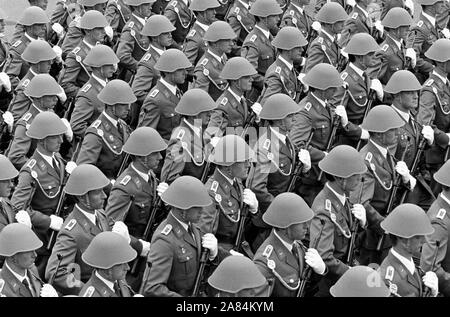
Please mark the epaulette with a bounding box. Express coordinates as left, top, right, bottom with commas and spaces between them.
120, 175, 131, 185
26, 159, 36, 169
142, 53, 151, 62
176, 128, 185, 140
352, 12, 358, 19
262, 244, 273, 258
382, 44, 389, 52
220, 97, 228, 105
249, 34, 257, 42
325, 199, 331, 211
341, 72, 348, 80
21, 79, 30, 88
131, 29, 135, 36
318, 37, 323, 44
92, 120, 101, 129
210, 180, 219, 193
275, 66, 281, 74
73, 46, 80, 54
263, 139, 271, 150
12, 40, 21, 48
304, 102, 311, 111
65, 219, 77, 231
127, 21, 135, 28
149, 89, 159, 97
162, 224, 172, 235
417, 20, 423, 27
234, 7, 240, 14
437, 208, 447, 220
23, 112, 32, 122
81, 83, 92, 93
385, 266, 394, 281
188, 29, 196, 37
82, 286, 95, 297
200, 58, 209, 66
425, 79, 434, 87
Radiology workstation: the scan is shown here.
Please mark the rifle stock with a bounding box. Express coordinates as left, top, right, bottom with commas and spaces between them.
287, 131, 314, 192
346, 177, 365, 265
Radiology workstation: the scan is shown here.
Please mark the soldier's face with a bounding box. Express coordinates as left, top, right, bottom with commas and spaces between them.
290, 46, 303, 63
266, 15, 280, 32
216, 39, 234, 54
238, 75, 253, 92
396, 26, 409, 41
101, 65, 117, 79
362, 52, 374, 69
444, 60, 450, 73
109, 263, 129, 281
0, 179, 14, 198
12, 250, 37, 270
87, 188, 107, 209
35, 59, 53, 74
230, 160, 250, 180
138, 3, 154, 18
288, 221, 309, 241
323, 87, 337, 100
144, 152, 163, 170
282, 113, 296, 131
403, 235, 426, 255
433, 1, 445, 14
158, 32, 173, 48
44, 134, 63, 153
39, 95, 58, 110
198, 111, 211, 127
184, 206, 203, 223
113, 103, 130, 120
331, 21, 344, 35
31, 23, 47, 39
91, 27, 106, 44
342, 174, 362, 193
381, 128, 399, 149
298, 0, 310, 5
173, 68, 187, 84
204, 8, 217, 24
399, 91, 418, 110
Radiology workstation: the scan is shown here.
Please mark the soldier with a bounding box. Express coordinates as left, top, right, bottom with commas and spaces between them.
161, 89, 217, 183
192, 21, 236, 101
105, 0, 132, 44
204, 57, 257, 143
70, 45, 119, 139
8, 74, 68, 170
164, 0, 195, 47
303, 2, 348, 74
3, 7, 50, 90
116, 0, 154, 81
76, 80, 134, 180
80, 231, 137, 297
309, 145, 368, 297
380, 0, 414, 20
138, 49, 191, 141
141, 176, 223, 297
241, 0, 281, 103
289, 63, 360, 206
208, 255, 270, 296
330, 265, 390, 297
0, 9, 7, 71
280, 0, 313, 40
378, 203, 438, 297
259, 26, 307, 105
199, 135, 259, 253
253, 192, 327, 297
59, 10, 109, 101
0, 155, 22, 232
226, 0, 256, 51
50, 0, 83, 41
417, 39, 450, 196
315, 0, 350, 14
0, 223, 59, 297
421, 160, 450, 296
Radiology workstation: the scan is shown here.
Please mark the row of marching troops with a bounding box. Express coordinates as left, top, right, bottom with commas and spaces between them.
0, 0, 450, 298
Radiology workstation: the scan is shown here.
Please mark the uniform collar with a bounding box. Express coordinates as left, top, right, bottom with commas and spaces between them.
255, 24, 270, 39
131, 163, 149, 182
387, 34, 402, 50
91, 74, 107, 88
24, 32, 37, 42
390, 248, 415, 275
238, 0, 250, 9
326, 182, 346, 206
132, 13, 146, 27
183, 118, 201, 137
4, 262, 30, 284
95, 271, 116, 293
195, 20, 209, 31
291, 2, 304, 14
29, 68, 38, 77
159, 78, 178, 95
76, 204, 97, 225
227, 87, 242, 103
310, 92, 327, 108
36, 150, 56, 168
273, 230, 294, 252
422, 11, 436, 27
278, 55, 293, 71
440, 192, 450, 207
356, 4, 369, 18
370, 139, 388, 159
270, 126, 286, 144
217, 168, 235, 185
150, 44, 165, 56
321, 29, 335, 42
207, 49, 224, 64
102, 111, 118, 128
83, 39, 95, 50
170, 211, 189, 232
349, 62, 365, 79
432, 70, 448, 85
392, 104, 410, 122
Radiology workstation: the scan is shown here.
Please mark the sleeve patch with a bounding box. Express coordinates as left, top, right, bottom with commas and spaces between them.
176, 128, 185, 140
250, 34, 257, 42
417, 20, 423, 27
162, 224, 172, 235
12, 40, 22, 48
382, 44, 389, 52
341, 72, 348, 80
437, 208, 447, 220
262, 244, 273, 258
149, 89, 159, 97
120, 175, 131, 185
220, 97, 228, 106
142, 53, 151, 62
65, 219, 77, 231
26, 159, 36, 169
92, 120, 101, 129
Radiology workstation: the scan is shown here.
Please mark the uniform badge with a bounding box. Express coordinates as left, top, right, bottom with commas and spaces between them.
188, 29, 196, 37
120, 175, 131, 186
181, 247, 186, 253
249, 35, 257, 42
267, 259, 276, 270
437, 208, 447, 220
365, 152, 372, 163
389, 282, 398, 295
351, 12, 358, 19
417, 20, 423, 27
149, 89, 159, 98
22, 79, 30, 87
325, 199, 331, 211
220, 97, 228, 105
267, 152, 274, 160
162, 224, 172, 235
142, 53, 151, 62
304, 102, 311, 111
292, 17, 297, 24
97, 129, 104, 137
382, 44, 389, 52
289, 10, 295, 16
341, 72, 348, 80
83, 286, 95, 297
176, 129, 185, 140
330, 212, 336, 222
385, 266, 394, 281
263, 139, 271, 150
31, 171, 38, 179
65, 219, 77, 231
275, 66, 281, 74
203, 68, 209, 76
215, 194, 222, 203
227, 200, 233, 207
425, 79, 434, 87
200, 58, 209, 66
262, 244, 273, 257
211, 180, 219, 192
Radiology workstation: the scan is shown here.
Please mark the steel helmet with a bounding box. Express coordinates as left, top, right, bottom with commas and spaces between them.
220, 57, 257, 80
316, 2, 348, 24
19, 6, 49, 26
78, 0, 109, 5
97, 80, 137, 105
161, 176, 212, 209
330, 266, 390, 297
303, 63, 344, 90
343, 33, 380, 55
381, 203, 434, 238
26, 112, 67, 139
384, 70, 422, 94
83, 44, 120, 67
204, 21, 237, 42
382, 7, 413, 28
154, 49, 192, 72
424, 39, 450, 62
141, 15, 176, 37
124, 0, 156, 5
21, 40, 57, 64
318, 145, 367, 178
259, 93, 300, 120
0, 223, 43, 257
272, 26, 308, 50
433, 159, 450, 187
24, 74, 64, 98
249, 0, 283, 17
417, 0, 443, 5
263, 192, 314, 228
122, 127, 167, 156
64, 164, 111, 195
209, 134, 255, 166
79, 10, 108, 29
0, 155, 19, 181
175, 88, 217, 115
190, 0, 221, 11
360, 105, 405, 133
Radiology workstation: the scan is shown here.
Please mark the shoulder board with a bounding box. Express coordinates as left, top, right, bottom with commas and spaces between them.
262, 244, 273, 258
23, 112, 32, 122
142, 53, 151, 62
325, 199, 331, 211
365, 152, 372, 163
176, 128, 185, 140
234, 7, 240, 14
341, 72, 348, 80
162, 224, 172, 235
275, 66, 281, 74
318, 37, 323, 44
385, 266, 394, 281
220, 97, 228, 105
127, 21, 135, 28
91, 120, 101, 129
305, 102, 311, 111
12, 40, 22, 48
382, 44, 389, 52
188, 29, 196, 37
73, 46, 81, 54
263, 139, 271, 150
26, 159, 36, 169
83, 286, 95, 297
425, 79, 434, 87
200, 58, 209, 66
437, 208, 447, 220
352, 12, 358, 19
417, 20, 423, 27
21, 79, 30, 88
149, 89, 159, 98
210, 180, 219, 193
120, 175, 131, 186
290, 10, 295, 16
81, 83, 92, 93
250, 34, 257, 42
65, 219, 77, 231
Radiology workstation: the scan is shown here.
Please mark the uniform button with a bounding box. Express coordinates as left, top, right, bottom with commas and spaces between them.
289, 279, 294, 283
186, 257, 190, 260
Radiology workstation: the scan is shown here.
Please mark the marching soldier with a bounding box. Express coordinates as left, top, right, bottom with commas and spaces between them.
380, 0, 414, 20
259, 26, 307, 105
141, 176, 223, 297
164, 0, 195, 47
11, 112, 71, 278
226, 0, 256, 50
315, 0, 349, 13
253, 192, 327, 297
0, 155, 22, 232
241, 0, 281, 103
280, 0, 313, 40
303, 2, 348, 73
76, 79, 134, 180
192, 21, 236, 101
116, 0, 154, 82
70, 45, 119, 139
204, 57, 257, 143
105, 0, 132, 44
50, 0, 82, 39
59, 10, 109, 100
378, 203, 438, 297
417, 39, 450, 196
421, 160, 450, 296
161, 89, 217, 183
310, 145, 368, 297
8, 74, 68, 170
138, 49, 191, 141
80, 231, 137, 297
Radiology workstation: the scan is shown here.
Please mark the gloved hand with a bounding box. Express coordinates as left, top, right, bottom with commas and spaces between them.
251, 102, 262, 117
441, 28, 450, 39
346, 0, 356, 7
405, 48, 417, 68
52, 45, 63, 63
305, 248, 326, 275
210, 136, 221, 148
0, 72, 11, 92
156, 182, 169, 197
374, 20, 384, 36
15, 210, 32, 228
105, 25, 114, 41
404, 0, 415, 15
112, 221, 131, 244
2, 111, 14, 132
423, 271, 439, 297
52, 23, 65, 39
243, 188, 258, 212
229, 249, 244, 256
56, 87, 67, 104
298, 149, 311, 173
335, 105, 349, 127
61, 118, 73, 142
65, 161, 77, 174
297, 73, 309, 92
49, 215, 64, 231
133, 294, 144, 297
311, 21, 321, 32
360, 128, 370, 140
422, 125, 434, 145
111, 179, 116, 186
351, 203, 367, 227
370, 78, 384, 100
40, 284, 59, 297
395, 161, 412, 183
202, 233, 218, 258
139, 239, 151, 257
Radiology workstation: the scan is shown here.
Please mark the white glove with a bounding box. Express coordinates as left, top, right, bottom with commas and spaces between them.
297, 73, 309, 92
133, 294, 144, 297
243, 188, 258, 212
56, 87, 67, 104
404, 0, 415, 15
395, 161, 412, 183
60, 118, 73, 142
0, 72, 11, 92
49, 215, 64, 231
441, 28, 450, 39
311, 21, 321, 32
156, 182, 169, 197
111, 179, 116, 186
346, 0, 356, 7
360, 128, 370, 140
202, 233, 218, 259
112, 221, 131, 244
15, 210, 32, 228
423, 271, 439, 297
351, 203, 367, 227
139, 239, 151, 257
40, 284, 59, 297
340, 49, 349, 59
374, 20, 384, 36
105, 25, 114, 40
210, 136, 220, 148
52, 45, 63, 63
2, 111, 14, 132
65, 161, 77, 174
52, 23, 65, 38
229, 249, 244, 256
405, 48, 417, 68
251, 102, 262, 117
334, 105, 349, 127
304, 248, 326, 275
298, 149, 311, 173
422, 125, 434, 145
370, 78, 384, 100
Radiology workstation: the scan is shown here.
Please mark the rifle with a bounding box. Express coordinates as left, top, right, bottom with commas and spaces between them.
297, 219, 325, 297
48, 254, 63, 285
117, 153, 131, 178
421, 241, 440, 297
287, 131, 314, 192
346, 176, 365, 266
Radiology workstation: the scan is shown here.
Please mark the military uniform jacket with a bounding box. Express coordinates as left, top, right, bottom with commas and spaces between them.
4, 34, 32, 90
226, 0, 255, 45
183, 22, 208, 77
59, 40, 92, 100
161, 120, 206, 184
138, 80, 181, 141
61, 17, 84, 60
0, 198, 15, 232
116, 15, 150, 73
339, 6, 375, 47
193, 51, 228, 101
70, 76, 106, 138
105, 0, 132, 40
76, 112, 130, 179
50, 0, 77, 31
0, 265, 43, 297
80, 272, 133, 297
314, 0, 344, 14
131, 46, 161, 104
280, 4, 312, 39
164, 0, 194, 45
391, 107, 421, 169
0, 38, 9, 71
417, 74, 450, 165
7, 70, 35, 123
304, 31, 344, 73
